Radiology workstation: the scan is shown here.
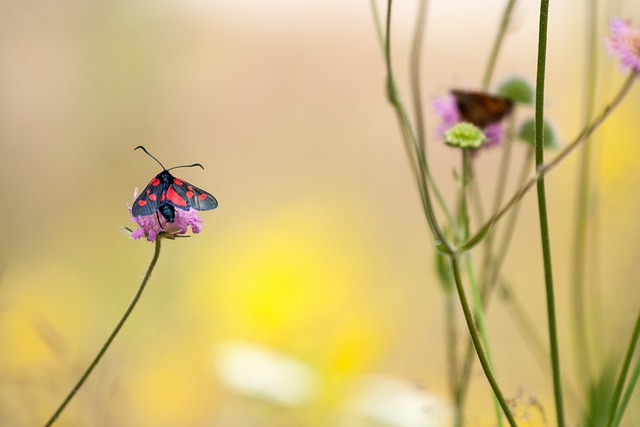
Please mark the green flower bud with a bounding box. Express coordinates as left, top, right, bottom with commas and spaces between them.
518, 119, 559, 149
444, 122, 486, 149
498, 77, 534, 105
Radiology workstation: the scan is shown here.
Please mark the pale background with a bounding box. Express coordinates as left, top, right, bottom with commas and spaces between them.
1, 0, 639, 426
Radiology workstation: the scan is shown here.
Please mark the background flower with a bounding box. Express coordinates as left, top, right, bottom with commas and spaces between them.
606, 17, 640, 75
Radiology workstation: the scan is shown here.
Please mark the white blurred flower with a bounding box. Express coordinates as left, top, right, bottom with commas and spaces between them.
343, 374, 451, 427
213, 340, 319, 407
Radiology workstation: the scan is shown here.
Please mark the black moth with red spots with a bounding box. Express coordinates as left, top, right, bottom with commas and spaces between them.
132, 146, 218, 223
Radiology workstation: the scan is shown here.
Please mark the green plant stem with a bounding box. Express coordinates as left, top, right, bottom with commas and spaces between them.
460, 153, 500, 416
454, 151, 513, 426
410, 0, 429, 156
465, 254, 503, 427
479, 116, 516, 296
458, 147, 533, 407
533, 0, 565, 425
611, 353, 640, 427
382, 0, 455, 251
481, 0, 517, 89
571, 0, 598, 390
44, 238, 163, 426
464, 72, 636, 252
449, 254, 518, 427
445, 291, 462, 427
483, 146, 532, 301
607, 309, 640, 427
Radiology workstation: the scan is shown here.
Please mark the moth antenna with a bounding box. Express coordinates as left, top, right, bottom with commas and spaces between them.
135, 146, 166, 170
166, 163, 205, 171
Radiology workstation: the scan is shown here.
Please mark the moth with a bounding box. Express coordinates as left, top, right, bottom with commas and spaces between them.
131, 146, 218, 223
451, 89, 513, 128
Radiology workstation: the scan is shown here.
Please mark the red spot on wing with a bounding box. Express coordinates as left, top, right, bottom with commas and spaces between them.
186, 190, 194, 198
173, 178, 184, 185
149, 193, 157, 201
161, 192, 166, 201
151, 178, 160, 186
166, 187, 187, 206
188, 185, 193, 190
198, 194, 207, 200
138, 200, 147, 206
146, 189, 151, 195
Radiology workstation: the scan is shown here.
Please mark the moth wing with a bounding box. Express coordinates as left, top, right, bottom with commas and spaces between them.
169, 178, 218, 212
451, 90, 513, 128
131, 176, 165, 217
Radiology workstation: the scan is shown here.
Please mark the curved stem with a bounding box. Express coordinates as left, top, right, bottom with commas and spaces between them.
449, 255, 518, 427
383, 0, 455, 253
44, 238, 163, 426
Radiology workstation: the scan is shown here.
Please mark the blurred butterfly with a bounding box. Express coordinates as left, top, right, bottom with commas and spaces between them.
451, 89, 513, 128
132, 146, 218, 223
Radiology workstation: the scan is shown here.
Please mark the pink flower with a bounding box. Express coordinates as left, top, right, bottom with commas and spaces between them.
127, 189, 203, 242
606, 17, 640, 75
432, 94, 507, 150
432, 94, 461, 136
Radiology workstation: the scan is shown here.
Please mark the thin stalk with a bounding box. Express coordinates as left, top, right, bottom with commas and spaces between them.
458, 148, 534, 406
410, 0, 429, 155
485, 147, 533, 300
479, 116, 516, 296
445, 291, 463, 427
449, 254, 518, 427
455, 150, 512, 426
465, 254, 503, 427
383, 0, 455, 252
606, 310, 640, 427
533, 0, 566, 425
44, 238, 163, 426
482, 0, 518, 89
610, 354, 640, 427
571, 0, 599, 389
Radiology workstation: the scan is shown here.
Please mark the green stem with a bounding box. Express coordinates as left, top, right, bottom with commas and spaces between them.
606, 309, 640, 427
465, 254, 503, 427
44, 238, 163, 426
611, 353, 640, 427
457, 148, 532, 407
382, 0, 455, 253
410, 0, 429, 156
571, 0, 598, 390
533, 1, 565, 425
445, 291, 462, 427
481, 0, 517, 89
449, 255, 518, 427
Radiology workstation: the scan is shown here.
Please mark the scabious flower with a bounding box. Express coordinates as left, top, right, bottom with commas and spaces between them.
126, 189, 203, 242
606, 17, 640, 75
432, 94, 506, 150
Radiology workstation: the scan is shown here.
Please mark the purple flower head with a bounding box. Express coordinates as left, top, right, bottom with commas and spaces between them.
432, 93, 507, 151
127, 189, 203, 242
432, 94, 461, 137
606, 17, 640, 75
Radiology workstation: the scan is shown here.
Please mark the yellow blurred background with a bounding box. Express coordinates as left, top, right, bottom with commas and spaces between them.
1, 1, 639, 426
